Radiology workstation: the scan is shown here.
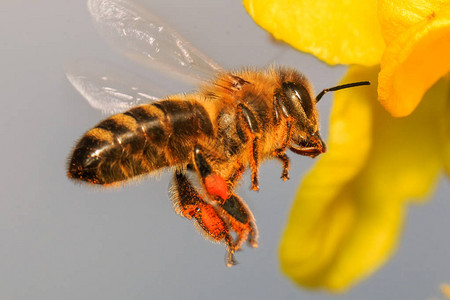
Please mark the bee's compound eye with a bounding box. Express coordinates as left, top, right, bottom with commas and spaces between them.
293, 89, 303, 102
294, 86, 314, 118
281, 82, 295, 96
282, 82, 314, 118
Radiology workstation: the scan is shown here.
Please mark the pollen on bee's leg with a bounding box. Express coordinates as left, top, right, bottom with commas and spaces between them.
179, 205, 197, 219
196, 202, 230, 240
173, 171, 236, 265
204, 173, 229, 200
193, 145, 229, 200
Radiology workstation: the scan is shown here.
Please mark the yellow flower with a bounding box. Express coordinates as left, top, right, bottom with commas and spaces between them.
244, 0, 450, 291
442, 283, 450, 298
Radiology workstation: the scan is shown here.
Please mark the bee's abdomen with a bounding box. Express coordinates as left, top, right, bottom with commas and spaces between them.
68, 100, 214, 185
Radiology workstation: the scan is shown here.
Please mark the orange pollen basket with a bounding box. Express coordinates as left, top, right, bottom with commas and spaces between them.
204, 173, 229, 200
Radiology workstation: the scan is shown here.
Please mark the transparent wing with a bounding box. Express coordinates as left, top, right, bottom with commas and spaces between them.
87, 0, 224, 84
66, 59, 167, 115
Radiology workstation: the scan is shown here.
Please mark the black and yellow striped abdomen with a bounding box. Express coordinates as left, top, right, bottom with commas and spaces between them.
68, 99, 214, 185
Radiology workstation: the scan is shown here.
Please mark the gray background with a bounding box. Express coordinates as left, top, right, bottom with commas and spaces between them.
1, 0, 449, 299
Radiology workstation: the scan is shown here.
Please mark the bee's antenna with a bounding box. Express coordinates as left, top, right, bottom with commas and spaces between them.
315, 81, 370, 103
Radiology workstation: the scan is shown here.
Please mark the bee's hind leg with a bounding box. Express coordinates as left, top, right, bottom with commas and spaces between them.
193, 145, 229, 202
192, 146, 259, 250
217, 193, 259, 250
172, 170, 237, 267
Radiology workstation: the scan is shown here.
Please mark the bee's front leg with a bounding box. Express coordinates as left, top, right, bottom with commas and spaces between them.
274, 152, 290, 181
272, 93, 294, 181
172, 170, 237, 266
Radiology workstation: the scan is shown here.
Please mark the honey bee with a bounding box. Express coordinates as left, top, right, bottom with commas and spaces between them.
67, 0, 370, 266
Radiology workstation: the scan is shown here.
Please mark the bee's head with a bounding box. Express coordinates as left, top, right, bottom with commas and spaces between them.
276, 68, 370, 158
275, 74, 325, 158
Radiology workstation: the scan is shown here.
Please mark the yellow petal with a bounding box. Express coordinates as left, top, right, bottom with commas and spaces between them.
378, 0, 450, 46
441, 283, 450, 298
378, 4, 450, 116
243, 0, 385, 65
441, 75, 450, 176
280, 66, 446, 291
280, 66, 377, 290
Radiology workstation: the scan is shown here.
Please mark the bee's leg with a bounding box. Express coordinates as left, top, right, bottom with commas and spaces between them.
275, 152, 290, 181
273, 121, 293, 181
217, 193, 259, 249
192, 147, 259, 251
272, 93, 294, 180
236, 103, 261, 191
227, 162, 245, 188
193, 145, 229, 201
172, 170, 237, 267
192, 143, 243, 193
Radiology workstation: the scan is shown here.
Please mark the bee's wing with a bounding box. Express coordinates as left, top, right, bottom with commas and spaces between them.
66, 60, 167, 115
88, 0, 224, 84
